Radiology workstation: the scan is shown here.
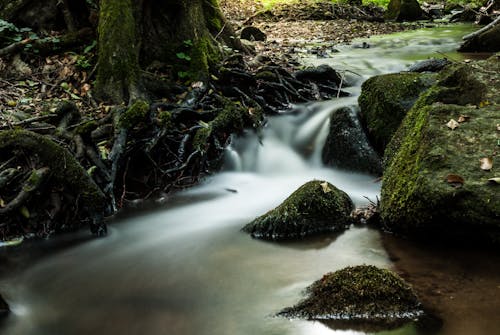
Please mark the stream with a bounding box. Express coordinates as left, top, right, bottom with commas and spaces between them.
1, 24, 496, 335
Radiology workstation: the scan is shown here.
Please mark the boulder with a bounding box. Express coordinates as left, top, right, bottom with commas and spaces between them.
242, 180, 353, 240
278, 265, 422, 331
240, 26, 267, 42
322, 106, 382, 175
381, 57, 500, 244
358, 72, 436, 154
386, 0, 424, 21
293, 64, 342, 87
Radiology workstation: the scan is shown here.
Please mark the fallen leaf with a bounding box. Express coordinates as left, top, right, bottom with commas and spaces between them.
445, 174, 464, 187
479, 100, 490, 108
458, 115, 470, 123
320, 181, 332, 193
480, 157, 493, 171
19, 206, 30, 219
496, 124, 500, 131
487, 177, 500, 185
0, 198, 4, 207
446, 119, 459, 130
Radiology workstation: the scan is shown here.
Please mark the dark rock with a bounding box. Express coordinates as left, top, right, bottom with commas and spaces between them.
459, 18, 500, 52
322, 106, 382, 175
278, 265, 423, 331
242, 180, 353, 240
293, 64, 342, 86
358, 72, 436, 154
407, 58, 450, 73
449, 8, 476, 22
386, 0, 424, 21
0, 294, 9, 317
381, 58, 500, 244
240, 26, 267, 41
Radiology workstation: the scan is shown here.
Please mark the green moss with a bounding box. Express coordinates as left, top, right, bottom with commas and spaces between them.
243, 180, 354, 240
76, 120, 99, 135
381, 59, 500, 241
0, 130, 105, 214
280, 265, 421, 320
193, 126, 212, 153
358, 72, 435, 153
119, 100, 150, 129
158, 110, 174, 129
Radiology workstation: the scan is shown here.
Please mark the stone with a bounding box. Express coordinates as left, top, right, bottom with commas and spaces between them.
240, 26, 267, 41
278, 265, 423, 331
322, 106, 382, 175
242, 180, 353, 240
381, 57, 500, 244
0, 294, 9, 317
293, 64, 342, 86
386, 0, 424, 21
459, 18, 500, 53
407, 58, 450, 73
358, 72, 436, 154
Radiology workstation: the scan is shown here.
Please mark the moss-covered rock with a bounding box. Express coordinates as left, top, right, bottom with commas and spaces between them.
242, 180, 354, 240
358, 72, 436, 154
278, 265, 422, 329
386, 0, 424, 21
381, 58, 500, 244
322, 106, 382, 175
459, 22, 500, 53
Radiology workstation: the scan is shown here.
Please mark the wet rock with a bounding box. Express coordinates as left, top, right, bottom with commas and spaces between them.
449, 8, 476, 22
386, 0, 424, 21
407, 58, 450, 73
459, 18, 500, 53
0, 294, 9, 317
381, 57, 500, 244
240, 26, 267, 41
322, 106, 382, 175
242, 180, 353, 240
358, 72, 436, 154
293, 64, 342, 87
278, 265, 423, 331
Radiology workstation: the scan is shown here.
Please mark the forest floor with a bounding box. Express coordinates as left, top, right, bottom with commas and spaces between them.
221, 0, 423, 67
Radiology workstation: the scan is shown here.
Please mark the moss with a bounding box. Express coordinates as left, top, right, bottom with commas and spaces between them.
279, 265, 421, 322
193, 126, 212, 153
0, 130, 105, 215
119, 100, 150, 129
158, 110, 174, 130
76, 120, 99, 135
358, 72, 435, 153
243, 180, 354, 240
381, 59, 500, 242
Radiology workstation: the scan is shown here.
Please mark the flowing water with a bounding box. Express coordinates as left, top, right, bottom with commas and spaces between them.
0, 24, 492, 335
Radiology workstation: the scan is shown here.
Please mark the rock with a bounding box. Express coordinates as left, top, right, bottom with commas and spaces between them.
0, 294, 9, 317
449, 8, 476, 22
322, 106, 382, 175
381, 57, 500, 244
407, 58, 450, 73
240, 26, 267, 41
459, 17, 500, 53
242, 180, 353, 240
386, 0, 424, 21
278, 265, 423, 331
358, 72, 436, 154
293, 64, 342, 87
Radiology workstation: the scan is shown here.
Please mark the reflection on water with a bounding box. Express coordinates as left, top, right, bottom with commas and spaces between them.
0, 24, 486, 335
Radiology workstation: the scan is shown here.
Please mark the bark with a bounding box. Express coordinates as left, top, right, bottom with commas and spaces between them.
95, 0, 246, 103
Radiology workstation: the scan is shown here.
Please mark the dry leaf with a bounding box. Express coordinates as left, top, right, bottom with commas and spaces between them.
457, 115, 470, 123
320, 181, 332, 193
446, 119, 459, 130
496, 124, 500, 131
480, 157, 493, 171
0, 197, 4, 207
487, 177, 500, 185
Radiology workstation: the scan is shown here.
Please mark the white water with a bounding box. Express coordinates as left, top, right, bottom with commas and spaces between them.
0, 25, 476, 335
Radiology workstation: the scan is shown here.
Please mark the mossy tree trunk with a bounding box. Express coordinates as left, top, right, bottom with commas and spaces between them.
95, 0, 244, 104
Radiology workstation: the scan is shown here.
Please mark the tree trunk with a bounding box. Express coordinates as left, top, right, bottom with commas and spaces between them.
95, 0, 244, 104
